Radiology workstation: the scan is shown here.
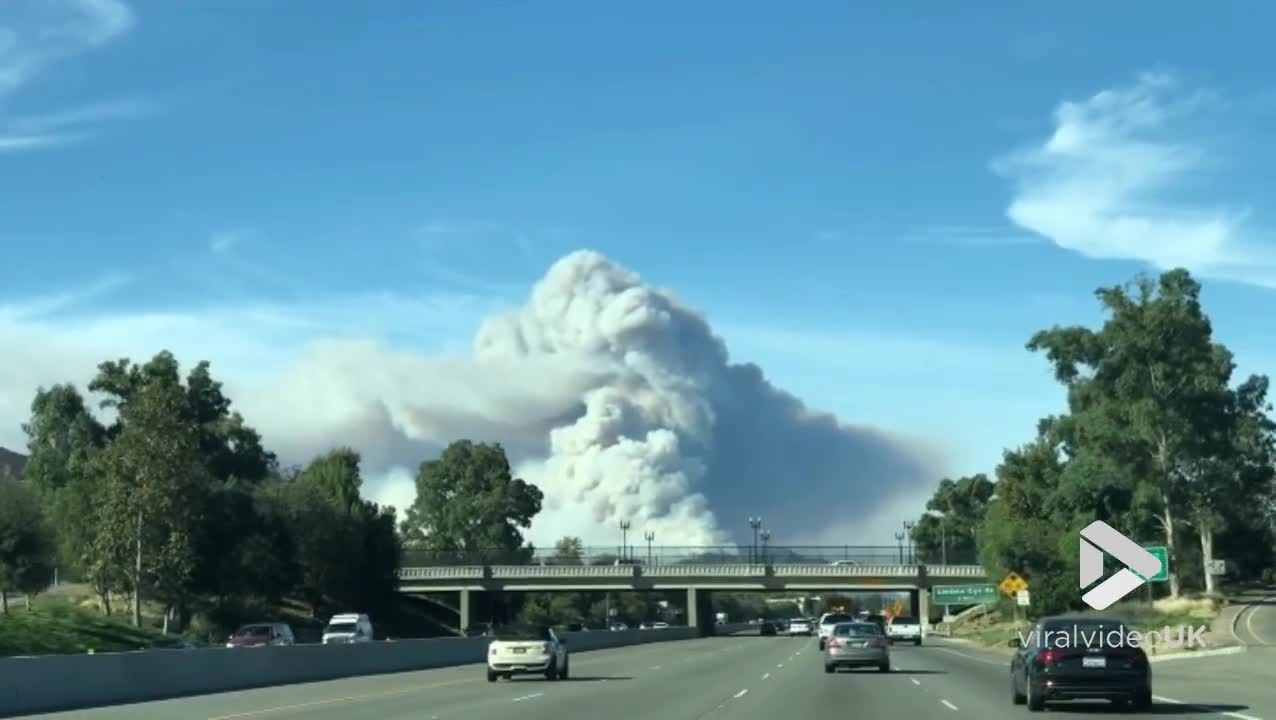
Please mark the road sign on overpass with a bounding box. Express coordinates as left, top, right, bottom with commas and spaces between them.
932, 583, 998, 605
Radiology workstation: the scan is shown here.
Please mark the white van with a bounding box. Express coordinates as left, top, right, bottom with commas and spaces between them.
323, 613, 374, 644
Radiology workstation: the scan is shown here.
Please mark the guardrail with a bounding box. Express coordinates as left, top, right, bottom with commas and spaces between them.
0, 625, 733, 718
402, 545, 978, 567
396, 564, 987, 582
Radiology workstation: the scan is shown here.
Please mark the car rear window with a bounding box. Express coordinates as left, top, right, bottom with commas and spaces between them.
822, 614, 853, 624
326, 622, 357, 633
834, 623, 882, 637
494, 624, 550, 641
235, 625, 272, 637
1041, 620, 1132, 646
892, 616, 918, 624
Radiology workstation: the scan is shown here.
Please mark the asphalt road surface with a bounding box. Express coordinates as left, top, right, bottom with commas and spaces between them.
15, 634, 1275, 719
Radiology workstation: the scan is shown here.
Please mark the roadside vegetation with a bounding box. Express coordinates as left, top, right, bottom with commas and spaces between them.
910, 269, 1276, 619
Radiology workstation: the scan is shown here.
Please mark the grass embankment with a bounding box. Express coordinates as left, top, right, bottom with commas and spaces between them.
0, 585, 456, 657
946, 596, 1224, 655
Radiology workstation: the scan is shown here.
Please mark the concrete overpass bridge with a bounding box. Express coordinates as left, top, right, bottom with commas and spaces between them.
396, 561, 989, 635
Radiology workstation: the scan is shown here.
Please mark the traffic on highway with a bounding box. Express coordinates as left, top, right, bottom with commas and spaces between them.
10, 620, 1273, 720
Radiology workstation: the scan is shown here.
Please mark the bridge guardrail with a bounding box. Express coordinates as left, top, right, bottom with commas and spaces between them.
395, 563, 987, 582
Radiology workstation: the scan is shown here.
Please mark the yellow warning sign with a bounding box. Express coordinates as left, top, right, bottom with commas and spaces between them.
999, 572, 1029, 596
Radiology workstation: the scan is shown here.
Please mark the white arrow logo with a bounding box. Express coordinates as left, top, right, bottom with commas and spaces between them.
1079, 520, 1162, 610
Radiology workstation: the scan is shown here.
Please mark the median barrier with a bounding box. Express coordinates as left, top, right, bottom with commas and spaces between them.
0, 626, 713, 717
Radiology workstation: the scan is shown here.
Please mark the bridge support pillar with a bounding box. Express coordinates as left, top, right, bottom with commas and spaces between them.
687, 588, 715, 636
459, 589, 472, 634
918, 588, 930, 635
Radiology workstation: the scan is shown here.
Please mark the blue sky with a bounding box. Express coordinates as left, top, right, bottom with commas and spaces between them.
4, 1, 1276, 541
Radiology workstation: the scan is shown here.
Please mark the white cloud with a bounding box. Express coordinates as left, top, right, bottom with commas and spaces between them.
0, 0, 139, 150
0, 250, 949, 548
996, 73, 1276, 286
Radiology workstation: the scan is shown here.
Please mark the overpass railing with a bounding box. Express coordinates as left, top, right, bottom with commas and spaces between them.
401, 545, 978, 568
397, 562, 988, 582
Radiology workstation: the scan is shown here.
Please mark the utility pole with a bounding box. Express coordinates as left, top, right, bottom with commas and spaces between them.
619, 520, 631, 563
760, 529, 771, 565
894, 532, 904, 564
903, 520, 915, 564
748, 517, 763, 564
645, 531, 655, 566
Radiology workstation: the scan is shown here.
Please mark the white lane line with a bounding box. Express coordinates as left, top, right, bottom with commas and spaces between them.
762, 673, 771, 680
1245, 599, 1272, 645
733, 689, 749, 699
893, 665, 901, 670
777, 663, 785, 668
1154, 695, 1261, 720
940, 700, 959, 711
910, 677, 921, 685
206, 679, 471, 719
512, 692, 544, 703
649, 665, 662, 670
932, 646, 1004, 665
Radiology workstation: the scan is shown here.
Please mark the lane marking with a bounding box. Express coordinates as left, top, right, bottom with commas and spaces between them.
1245, 597, 1272, 645
762, 673, 771, 680
932, 646, 1004, 665
649, 665, 662, 670
1154, 695, 1261, 720
207, 678, 472, 719
941, 700, 959, 711
910, 677, 921, 685
733, 689, 749, 698
777, 663, 784, 668
512, 692, 543, 703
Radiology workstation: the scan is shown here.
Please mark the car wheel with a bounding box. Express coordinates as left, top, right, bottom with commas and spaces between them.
561, 658, 570, 680
1011, 673, 1026, 705
545, 663, 559, 681
1026, 679, 1045, 712
487, 669, 498, 683
1132, 687, 1152, 711
824, 663, 834, 674
878, 663, 890, 673
914, 638, 922, 646
818, 639, 826, 651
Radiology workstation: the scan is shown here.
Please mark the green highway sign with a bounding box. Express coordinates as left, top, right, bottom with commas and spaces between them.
932, 583, 999, 605
1135, 545, 1169, 583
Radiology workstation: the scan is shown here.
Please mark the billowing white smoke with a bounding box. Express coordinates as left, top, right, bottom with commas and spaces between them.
221, 250, 945, 548
457, 250, 941, 546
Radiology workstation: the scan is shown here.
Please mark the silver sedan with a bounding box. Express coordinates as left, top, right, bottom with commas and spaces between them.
823, 622, 891, 673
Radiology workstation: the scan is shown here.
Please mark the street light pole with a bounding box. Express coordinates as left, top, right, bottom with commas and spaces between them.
894, 532, 904, 564
903, 520, 915, 564
760, 529, 771, 565
645, 531, 655, 566
748, 517, 763, 564
619, 520, 631, 562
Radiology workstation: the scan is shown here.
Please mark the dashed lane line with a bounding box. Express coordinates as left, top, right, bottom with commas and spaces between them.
941, 700, 959, 711
1155, 695, 1262, 720
762, 673, 771, 680
733, 689, 749, 699
512, 693, 544, 703
910, 678, 920, 686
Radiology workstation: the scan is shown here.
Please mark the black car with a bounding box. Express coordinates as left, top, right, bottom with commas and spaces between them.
1010, 615, 1151, 712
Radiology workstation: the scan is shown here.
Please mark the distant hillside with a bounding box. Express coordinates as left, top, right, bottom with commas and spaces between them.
0, 446, 27, 479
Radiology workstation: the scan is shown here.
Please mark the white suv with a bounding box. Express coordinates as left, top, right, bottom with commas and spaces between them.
886, 615, 923, 645
817, 612, 854, 650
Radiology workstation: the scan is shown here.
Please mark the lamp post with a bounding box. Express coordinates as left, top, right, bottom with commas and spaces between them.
619, 520, 631, 562
903, 520, 915, 564
760, 529, 771, 565
894, 532, 905, 564
924, 510, 948, 566
645, 531, 655, 566
748, 517, 763, 564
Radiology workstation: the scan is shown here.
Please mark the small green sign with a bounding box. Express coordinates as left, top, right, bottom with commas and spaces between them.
1135, 545, 1169, 583
932, 583, 999, 605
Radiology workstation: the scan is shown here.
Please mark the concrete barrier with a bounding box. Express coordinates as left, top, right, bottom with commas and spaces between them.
0, 626, 712, 717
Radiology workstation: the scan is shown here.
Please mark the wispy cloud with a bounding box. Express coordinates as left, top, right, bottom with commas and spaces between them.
994, 73, 1276, 287
0, 0, 141, 151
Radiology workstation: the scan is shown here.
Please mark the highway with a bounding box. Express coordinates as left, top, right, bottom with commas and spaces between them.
14, 631, 1274, 720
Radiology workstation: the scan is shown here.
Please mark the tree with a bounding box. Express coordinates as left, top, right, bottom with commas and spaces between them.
0, 477, 56, 613
1026, 269, 1235, 598
401, 440, 543, 561
552, 536, 585, 565
94, 378, 208, 627
21, 384, 114, 610
912, 474, 994, 564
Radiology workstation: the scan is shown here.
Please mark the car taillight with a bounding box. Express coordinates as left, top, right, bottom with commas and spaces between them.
827, 638, 842, 650
1038, 650, 1059, 666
